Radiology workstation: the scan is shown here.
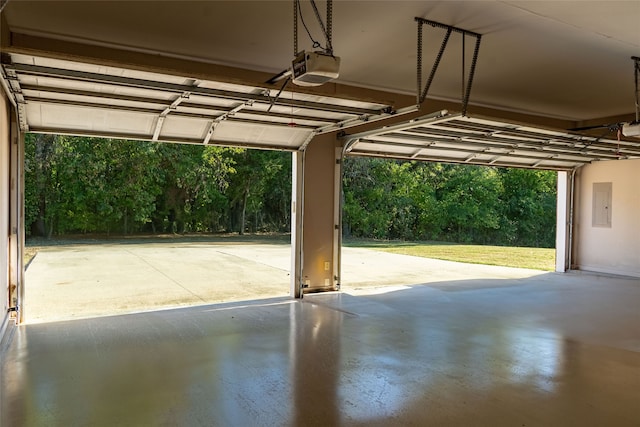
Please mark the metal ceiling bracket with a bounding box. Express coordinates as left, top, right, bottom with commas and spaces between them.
415, 17, 482, 116
202, 100, 255, 144
151, 117, 165, 141
203, 122, 216, 145
316, 104, 419, 135
411, 143, 433, 158
152, 91, 192, 141
464, 153, 478, 162
532, 155, 558, 168
217, 100, 254, 122
294, 0, 333, 56
488, 155, 502, 165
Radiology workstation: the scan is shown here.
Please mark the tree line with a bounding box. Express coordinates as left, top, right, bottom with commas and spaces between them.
25, 134, 557, 247
343, 157, 556, 247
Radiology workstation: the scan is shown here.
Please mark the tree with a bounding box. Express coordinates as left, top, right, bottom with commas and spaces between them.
342, 157, 395, 239
24, 134, 556, 247
153, 143, 238, 233
24, 133, 57, 237
498, 168, 556, 247
227, 150, 290, 234
430, 164, 502, 243
41, 137, 165, 234
342, 157, 557, 247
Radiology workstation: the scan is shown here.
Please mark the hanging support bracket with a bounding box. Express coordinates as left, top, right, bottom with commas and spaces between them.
415, 17, 482, 116
294, 0, 333, 56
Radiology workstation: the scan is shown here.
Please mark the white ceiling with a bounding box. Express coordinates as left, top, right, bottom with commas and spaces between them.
3, 1, 640, 121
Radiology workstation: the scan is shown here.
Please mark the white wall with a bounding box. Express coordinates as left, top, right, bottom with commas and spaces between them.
1, 88, 11, 337
574, 159, 640, 277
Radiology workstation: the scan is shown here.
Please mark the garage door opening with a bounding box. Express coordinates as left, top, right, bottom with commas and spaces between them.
339, 157, 558, 293
24, 134, 293, 323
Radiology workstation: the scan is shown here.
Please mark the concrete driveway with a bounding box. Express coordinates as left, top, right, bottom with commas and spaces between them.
25, 239, 546, 323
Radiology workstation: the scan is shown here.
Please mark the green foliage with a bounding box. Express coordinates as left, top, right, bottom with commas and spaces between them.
152, 143, 239, 233
497, 168, 557, 247
226, 150, 291, 234
25, 135, 165, 235
342, 158, 557, 248
24, 134, 556, 247
24, 135, 289, 236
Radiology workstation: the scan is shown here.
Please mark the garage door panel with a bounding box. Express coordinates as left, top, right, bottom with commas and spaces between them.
20, 74, 178, 104
30, 103, 157, 135
253, 103, 350, 121
214, 121, 313, 148
344, 113, 640, 170
25, 103, 42, 127
175, 105, 228, 117
6, 53, 638, 164
23, 89, 168, 112
19, 54, 201, 86
159, 116, 211, 140
352, 141, 413, 156
3, 53, 395, 149
184, 94, 241, 109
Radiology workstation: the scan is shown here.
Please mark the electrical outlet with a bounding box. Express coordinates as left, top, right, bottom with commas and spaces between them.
324, 261, 330, 271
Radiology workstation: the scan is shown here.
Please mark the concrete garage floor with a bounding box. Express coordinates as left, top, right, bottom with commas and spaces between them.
3, 241, 639, 426
24, 240, 545, 323
25, 240, 292, 323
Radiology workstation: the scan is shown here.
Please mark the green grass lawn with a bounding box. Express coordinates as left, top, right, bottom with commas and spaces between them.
345, 239, 555, 271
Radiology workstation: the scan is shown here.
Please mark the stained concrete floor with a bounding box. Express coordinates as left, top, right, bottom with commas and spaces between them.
3, 242, 639, 425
